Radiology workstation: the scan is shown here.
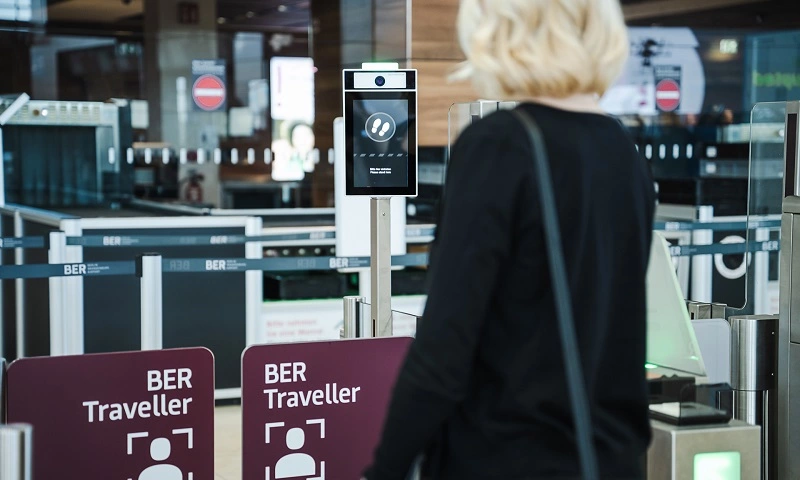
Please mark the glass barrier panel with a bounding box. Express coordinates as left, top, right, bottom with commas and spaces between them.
647, 233, 707, 376
392, 309, 420, 337
356, 301, 420, 337
742, 101, 788, 315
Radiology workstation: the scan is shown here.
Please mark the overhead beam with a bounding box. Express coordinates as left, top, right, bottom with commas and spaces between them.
623, 0, 769, 21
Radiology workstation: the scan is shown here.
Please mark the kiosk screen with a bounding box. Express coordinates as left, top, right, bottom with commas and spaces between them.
343, 70, 418, 197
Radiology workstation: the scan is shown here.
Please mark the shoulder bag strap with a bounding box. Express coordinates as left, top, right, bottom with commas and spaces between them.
510, 108, 600, 480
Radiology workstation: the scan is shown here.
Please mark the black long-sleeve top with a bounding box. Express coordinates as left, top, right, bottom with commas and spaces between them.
364, 103, 655, 480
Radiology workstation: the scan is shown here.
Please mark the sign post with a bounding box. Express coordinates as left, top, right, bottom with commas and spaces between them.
242, 337, 413, 479
6, 348, 215, 479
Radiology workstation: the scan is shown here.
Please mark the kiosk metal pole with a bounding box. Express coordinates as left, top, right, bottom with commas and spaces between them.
0, 424, 33, 480
730, 314, 777, 480
371, 198, 392, 337
138, 254, 163, 350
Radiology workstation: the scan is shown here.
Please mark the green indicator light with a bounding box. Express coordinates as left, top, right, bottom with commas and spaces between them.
645, 363, 658, 369
694, 451, 741, 480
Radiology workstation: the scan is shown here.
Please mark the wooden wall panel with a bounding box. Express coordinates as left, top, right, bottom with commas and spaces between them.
411, 0, 463, 61
411, 59, 476, 146
410, 0, 474, 146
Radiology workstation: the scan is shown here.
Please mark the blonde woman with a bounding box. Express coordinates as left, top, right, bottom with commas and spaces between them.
364, 0, 654, 479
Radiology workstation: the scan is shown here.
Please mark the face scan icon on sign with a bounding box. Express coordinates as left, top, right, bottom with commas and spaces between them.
265, 420, 327, 480
129, 428, 196, 480
138, 438, 181, 480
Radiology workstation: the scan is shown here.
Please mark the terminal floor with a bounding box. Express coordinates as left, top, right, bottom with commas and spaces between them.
215, 406, 243, 480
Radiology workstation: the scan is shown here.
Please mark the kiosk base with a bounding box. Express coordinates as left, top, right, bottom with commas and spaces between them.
647, 419, 760, 479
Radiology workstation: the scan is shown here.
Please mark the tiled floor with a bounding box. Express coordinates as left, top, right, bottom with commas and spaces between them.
215, 406, 243, 480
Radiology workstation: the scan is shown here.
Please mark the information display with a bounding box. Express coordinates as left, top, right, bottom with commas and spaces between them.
343, 69, 418, 197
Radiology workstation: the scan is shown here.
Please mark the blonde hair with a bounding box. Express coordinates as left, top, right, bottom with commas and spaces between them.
454, 0, 629, 99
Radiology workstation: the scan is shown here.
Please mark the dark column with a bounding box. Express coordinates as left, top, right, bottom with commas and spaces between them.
0, 32, 33, 95
310, 0, 343, 206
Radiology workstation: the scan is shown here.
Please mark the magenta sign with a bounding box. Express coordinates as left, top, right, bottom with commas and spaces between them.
6, 348, 215, 480
242, 337, 413, 480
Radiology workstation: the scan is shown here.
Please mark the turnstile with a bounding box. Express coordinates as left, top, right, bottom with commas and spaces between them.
777, 196, 800, 478
648, 419, 761, 480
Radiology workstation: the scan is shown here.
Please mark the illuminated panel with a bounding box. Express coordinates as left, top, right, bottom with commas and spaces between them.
694, 452, 741, 480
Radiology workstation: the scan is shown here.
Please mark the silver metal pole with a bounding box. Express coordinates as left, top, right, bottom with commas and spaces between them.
13, 211, 23, 359
0, 214, 4, 361
691, 205, 714, 303
754, 227, 771, 315
0, 423, 33, 480
138, 254, 163, 350
371, 197, 392, 338
47, 232, 67, 356
0, 358, 6, 424
343, 296, 365, 339
244, 217, 264, 346
730, 314, 777, 480
61, 219, 83, 355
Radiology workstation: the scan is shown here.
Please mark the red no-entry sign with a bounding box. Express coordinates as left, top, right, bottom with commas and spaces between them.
242, 337, 413, 480
7, 348, 215, 480
655, 78, 681, 112
193, 74, 226, 112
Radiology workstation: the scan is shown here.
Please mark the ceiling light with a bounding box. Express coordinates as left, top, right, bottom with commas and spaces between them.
217, 17, 226, 24
277, 5, 288, 12
246, 11, 255, 18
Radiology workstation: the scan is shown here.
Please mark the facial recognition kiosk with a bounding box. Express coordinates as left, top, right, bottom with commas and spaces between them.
341, 67, 418, 337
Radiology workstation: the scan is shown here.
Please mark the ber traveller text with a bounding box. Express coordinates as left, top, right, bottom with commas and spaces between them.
83, 368, 194, 423
264, 362, 361, 409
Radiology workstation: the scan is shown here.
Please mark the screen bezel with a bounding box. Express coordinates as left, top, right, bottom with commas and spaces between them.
343, 70, 418, 197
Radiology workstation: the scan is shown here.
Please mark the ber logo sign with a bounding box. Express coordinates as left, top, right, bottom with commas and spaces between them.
6, 348, 215, 480
242, 337, 412, 480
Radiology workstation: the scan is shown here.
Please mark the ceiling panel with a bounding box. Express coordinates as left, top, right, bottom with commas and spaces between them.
48, 0, 143, 23
45, 0, 310, 30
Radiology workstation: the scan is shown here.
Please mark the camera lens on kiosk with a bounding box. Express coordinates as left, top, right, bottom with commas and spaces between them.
375, 76, 386, 87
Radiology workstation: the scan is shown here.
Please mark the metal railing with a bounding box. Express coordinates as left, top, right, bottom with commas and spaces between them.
0, 424, 32, 480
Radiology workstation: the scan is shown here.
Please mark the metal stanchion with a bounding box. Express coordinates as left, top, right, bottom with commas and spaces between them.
137, 254, 163, 350
730, 314, 777, 480
343, 296, 365, 339
47, 232, 66, 356
13, 211, 24, 358
0, 423, 33, 480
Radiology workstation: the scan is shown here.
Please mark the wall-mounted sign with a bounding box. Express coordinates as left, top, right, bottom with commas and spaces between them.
745, 31, 800, 109
655, 65, 682, 112
270, 57, 316, 182
192, 60, 227, 112
601, 27, 705, 116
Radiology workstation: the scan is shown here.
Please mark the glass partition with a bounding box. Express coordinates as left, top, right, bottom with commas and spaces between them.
741, 101, 788, 315
356, 301, 421, 337
647, 233, 707, 376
